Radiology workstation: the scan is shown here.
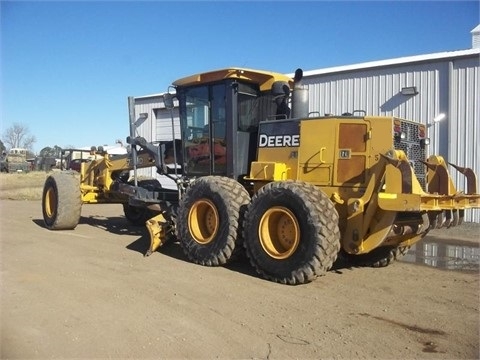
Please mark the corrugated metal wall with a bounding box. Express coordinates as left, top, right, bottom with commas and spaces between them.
448, 57, 479, 222
304, 63, 446, 130
303, 55, 479, 222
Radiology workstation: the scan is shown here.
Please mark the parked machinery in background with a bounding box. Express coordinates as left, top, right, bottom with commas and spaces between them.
1, 148, 30, 173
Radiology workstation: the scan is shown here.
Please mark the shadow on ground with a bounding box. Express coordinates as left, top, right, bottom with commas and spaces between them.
33, 214, 354, 282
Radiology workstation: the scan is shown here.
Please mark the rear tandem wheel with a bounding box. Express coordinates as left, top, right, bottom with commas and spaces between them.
177, 176, 251, 266
242, 181, 341, 285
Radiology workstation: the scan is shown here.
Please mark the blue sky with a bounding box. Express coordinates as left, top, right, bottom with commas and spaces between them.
1, 1, 479, 153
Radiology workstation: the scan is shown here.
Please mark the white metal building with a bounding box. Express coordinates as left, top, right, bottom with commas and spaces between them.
133, 27, 479, 222
131, 94, 180, 189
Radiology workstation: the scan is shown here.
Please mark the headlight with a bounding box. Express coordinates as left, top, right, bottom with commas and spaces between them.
420, 138, 430, 148
394, 132, 406, 141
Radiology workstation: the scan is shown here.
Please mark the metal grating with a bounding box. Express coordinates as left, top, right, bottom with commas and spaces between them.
394, 120, 426, 190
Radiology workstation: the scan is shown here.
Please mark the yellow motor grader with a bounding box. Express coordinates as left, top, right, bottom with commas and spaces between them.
42, 67, 480, 284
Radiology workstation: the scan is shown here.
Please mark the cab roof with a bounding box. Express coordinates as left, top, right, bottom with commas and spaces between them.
172, 67, 293, 92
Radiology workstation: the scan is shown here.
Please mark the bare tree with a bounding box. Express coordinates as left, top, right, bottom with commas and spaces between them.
2, 123, 36, 150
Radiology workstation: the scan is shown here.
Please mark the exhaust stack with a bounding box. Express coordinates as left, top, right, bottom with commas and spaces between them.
292, 68, 309, 119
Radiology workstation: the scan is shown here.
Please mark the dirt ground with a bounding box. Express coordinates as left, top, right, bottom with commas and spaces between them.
0, 200, 478, 359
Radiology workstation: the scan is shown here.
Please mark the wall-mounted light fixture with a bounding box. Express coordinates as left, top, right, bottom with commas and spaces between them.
433, 113, 446, 123
428, 113, 446, 128
139, 113, 148, 119
401, 86, 418, 96
426, 113, 446, 155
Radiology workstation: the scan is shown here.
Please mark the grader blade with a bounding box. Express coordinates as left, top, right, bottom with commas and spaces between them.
145, 213, 169, 257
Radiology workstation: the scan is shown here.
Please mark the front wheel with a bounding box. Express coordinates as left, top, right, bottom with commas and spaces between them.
177, 176, 250, 266
42, 171, 82, 230
243, 181, 341, 285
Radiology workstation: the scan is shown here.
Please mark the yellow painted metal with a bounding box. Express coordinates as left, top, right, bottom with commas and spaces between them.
356, 209, 397, 254
383, 233, 424, 249
343, 148, 479, 254
427, 155, 458, 196
246, 162, 288, 181
77, 150, 156, 204
255, 148, 300, 181
173, 67, 293, 92
246, 114, 479, 255
378, 152, 480, 211
339, 167, 368, 243
331, 192, 344, 204
145, 213, 169, 256
297, 119, 336, 185
44, 187, 56, 218
188, 199, 219, 244
425, 155, 480, 208
258, 206, 300, 259
342, 160, 396, 254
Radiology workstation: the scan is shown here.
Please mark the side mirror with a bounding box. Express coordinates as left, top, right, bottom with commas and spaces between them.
164, 92, 176, 110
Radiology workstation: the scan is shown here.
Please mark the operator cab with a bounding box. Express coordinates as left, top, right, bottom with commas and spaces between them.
172, 68, 293, 181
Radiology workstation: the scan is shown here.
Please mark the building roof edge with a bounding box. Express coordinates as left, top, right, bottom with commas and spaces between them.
292, 48, 480, 78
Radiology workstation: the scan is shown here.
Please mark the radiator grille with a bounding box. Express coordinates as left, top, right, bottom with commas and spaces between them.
394, 120, 426, 190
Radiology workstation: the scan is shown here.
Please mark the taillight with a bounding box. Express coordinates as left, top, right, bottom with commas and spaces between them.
393, 119, 401, 133
418, 124, 426, 139
393, 119, 405, 141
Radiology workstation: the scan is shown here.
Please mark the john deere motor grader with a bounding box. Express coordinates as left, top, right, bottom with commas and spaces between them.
42, 67, 480, 285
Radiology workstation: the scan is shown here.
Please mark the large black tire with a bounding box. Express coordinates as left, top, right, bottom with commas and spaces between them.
42, 171, 82, 230
243, 181, 341, 285
123, 179, 161, 226
177, 176, 250, 266
348, 245, 409, 268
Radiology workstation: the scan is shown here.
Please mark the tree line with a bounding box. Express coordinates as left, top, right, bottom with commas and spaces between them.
1, 122, 70, 161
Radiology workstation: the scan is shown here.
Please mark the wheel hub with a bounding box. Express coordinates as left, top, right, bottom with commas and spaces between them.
188, 198, 219, 244
44, 187, 57, 218
259, 206, 300, 259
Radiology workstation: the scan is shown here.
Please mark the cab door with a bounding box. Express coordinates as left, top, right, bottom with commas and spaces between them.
181, 84, 227, 175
